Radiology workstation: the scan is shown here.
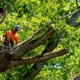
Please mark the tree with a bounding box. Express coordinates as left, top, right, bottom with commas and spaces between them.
0, 0, 80, 80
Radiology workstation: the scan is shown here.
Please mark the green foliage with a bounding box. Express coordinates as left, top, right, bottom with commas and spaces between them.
0, 0, 80, 80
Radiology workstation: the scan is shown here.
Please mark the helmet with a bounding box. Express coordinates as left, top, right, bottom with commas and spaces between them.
14, 25, 20, 31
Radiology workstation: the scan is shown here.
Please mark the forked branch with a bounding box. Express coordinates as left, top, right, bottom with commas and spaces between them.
8, 48, 68, 69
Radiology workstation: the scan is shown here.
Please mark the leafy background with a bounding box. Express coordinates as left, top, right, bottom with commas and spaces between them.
0, 0, 80, 80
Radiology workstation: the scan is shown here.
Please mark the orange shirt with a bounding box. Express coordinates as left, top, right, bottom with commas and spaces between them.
3, 30, 18, 44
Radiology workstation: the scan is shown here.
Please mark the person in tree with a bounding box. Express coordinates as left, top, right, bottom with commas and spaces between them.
0, 25, 20, 47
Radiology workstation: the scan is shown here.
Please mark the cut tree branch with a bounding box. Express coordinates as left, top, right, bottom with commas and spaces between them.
8, 48, 68, 69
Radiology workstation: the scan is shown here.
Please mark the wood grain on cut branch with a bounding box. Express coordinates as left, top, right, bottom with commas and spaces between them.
13, 26, 56, 60
8, 48, 68, 69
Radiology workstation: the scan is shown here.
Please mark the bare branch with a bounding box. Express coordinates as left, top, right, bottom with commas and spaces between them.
8, 48, 68, 69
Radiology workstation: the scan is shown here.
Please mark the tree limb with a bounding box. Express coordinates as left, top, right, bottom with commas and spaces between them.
8, 48, 68, 69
